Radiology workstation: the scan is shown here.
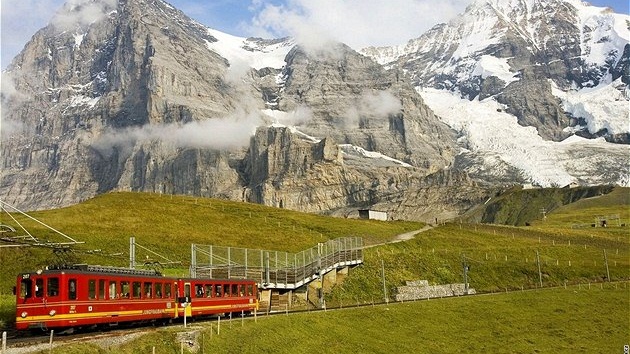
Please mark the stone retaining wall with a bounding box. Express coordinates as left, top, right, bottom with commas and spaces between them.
395, 280, 476, 301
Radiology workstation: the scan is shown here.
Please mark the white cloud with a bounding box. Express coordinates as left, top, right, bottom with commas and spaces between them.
0, 71, 28, 137
91, 109, 263, 155
52, 0, 118, 31
341, 90, 402, 128
247, 0, 472, 51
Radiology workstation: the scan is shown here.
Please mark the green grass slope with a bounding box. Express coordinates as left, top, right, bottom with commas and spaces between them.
39, 285, 630, 353
326, 187, 629, 304
1, 187, 628, 350
0, 192, 422, 289
463, 186, 617, 225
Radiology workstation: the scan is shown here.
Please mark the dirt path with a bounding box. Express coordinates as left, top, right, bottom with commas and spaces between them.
364, 224, 434, 249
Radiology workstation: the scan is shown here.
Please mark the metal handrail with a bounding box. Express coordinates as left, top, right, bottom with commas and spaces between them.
191, 237, 363, 289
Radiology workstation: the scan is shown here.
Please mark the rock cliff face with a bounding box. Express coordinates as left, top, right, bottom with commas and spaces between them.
1, 0, 475, 220
362, 0, 630, 143
276, 45, 455, 170
1, 0, 248, 209
3, 0, 625, 219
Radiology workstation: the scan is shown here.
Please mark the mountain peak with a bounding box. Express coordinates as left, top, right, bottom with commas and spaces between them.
51, 0, 118, 32
1, 0, 627, 216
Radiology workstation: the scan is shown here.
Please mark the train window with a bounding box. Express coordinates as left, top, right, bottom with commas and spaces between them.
68, 279, 77, 300
232, 284, 239, 297
109, 281, 117, 299
154, 283, 162, 298
121, 281, 130, 298
144, 282, 152, 298
20, 278, 32, 299
215, 284, 222, 297
99, 280, 106, 299
195, 284, 204, 298
132, 282, 142, 299
204, 284, 212, 297
88, 280, 97, 300
184, 283, 191, 298
165, 283, 172, 298
47, 278, 59, 297
223, 284, 230, 297
35, 279, 44, 298
247, 284, 253, 296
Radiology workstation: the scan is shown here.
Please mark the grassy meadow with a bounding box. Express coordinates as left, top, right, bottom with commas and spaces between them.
0, 191, 422, 289
27, 284, 630, 353
1, 187, 628, 351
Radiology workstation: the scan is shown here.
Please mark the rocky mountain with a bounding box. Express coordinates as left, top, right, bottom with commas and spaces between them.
1, 0, 627, 222
361, 0, 630, 187
1, 0, 474, 221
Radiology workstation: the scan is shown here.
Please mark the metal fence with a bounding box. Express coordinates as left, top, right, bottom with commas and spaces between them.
190, 237, 363, 289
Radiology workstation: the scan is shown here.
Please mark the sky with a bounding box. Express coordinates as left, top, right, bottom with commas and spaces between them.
1, 0, 628, 69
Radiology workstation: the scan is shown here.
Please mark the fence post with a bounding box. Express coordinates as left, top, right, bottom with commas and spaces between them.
227, 247, 231, 278
536, 250, 542, 288
2, 331, 6, 354
381, 259, 388, 304
49, 330, 54, 354
604, 250, 611, 281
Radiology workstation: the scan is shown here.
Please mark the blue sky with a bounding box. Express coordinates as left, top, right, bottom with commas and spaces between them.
1, 0, 628, 69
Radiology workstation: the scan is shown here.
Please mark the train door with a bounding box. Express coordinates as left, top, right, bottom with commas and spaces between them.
17, 274, 46, 304
17, 274, 34, 305
183, 282, 192, 317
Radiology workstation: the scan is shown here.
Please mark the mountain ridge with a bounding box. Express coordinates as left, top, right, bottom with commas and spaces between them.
1, 0, 628, 220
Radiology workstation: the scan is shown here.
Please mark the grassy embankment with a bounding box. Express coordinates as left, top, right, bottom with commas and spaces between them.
326, 187, 629, 305
1, 187, 628, 350
0, 191, 422, 329
28, 285, 630, 353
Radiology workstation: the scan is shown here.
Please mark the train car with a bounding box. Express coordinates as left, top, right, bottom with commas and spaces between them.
15, 265, 259, 331
173, 278, 258, 319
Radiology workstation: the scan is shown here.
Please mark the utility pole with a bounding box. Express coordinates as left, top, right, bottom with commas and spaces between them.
462, 254, 469, 295
130, 236, 136, 269
536, 250, 543, 288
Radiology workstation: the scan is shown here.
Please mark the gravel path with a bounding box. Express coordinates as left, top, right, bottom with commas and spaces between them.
363, 224, 433, 249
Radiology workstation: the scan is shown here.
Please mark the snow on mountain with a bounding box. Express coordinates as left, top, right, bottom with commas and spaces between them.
205, 29, 293, 70
420, 88, 630, 187
339, 144, 413, 168
552, 79, 629, 136
359, 0, 629, 187
472, 55, 519, 84
362, 0, 629, 87
568, 0, 629, 65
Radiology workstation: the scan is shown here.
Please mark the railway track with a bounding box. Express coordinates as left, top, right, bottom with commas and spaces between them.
3, 325, 157, 353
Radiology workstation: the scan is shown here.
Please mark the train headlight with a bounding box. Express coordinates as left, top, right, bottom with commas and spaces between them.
49, 310, 56, 316
21, 311, 27, 318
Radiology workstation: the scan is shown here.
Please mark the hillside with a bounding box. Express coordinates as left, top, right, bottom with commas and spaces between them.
1, 187, 627, 295
0, 191, 422, 290
460, 185, 619, 225
1, 187, 628, 335
326, 186, 629, 304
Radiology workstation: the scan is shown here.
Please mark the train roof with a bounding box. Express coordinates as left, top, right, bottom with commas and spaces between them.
21, 264, 163, 278
19, 264, 257, 283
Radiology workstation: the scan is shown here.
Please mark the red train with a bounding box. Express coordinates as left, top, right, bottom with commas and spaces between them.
14, 264, 259, 331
